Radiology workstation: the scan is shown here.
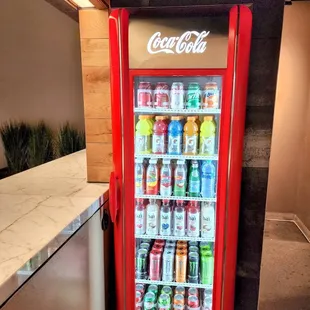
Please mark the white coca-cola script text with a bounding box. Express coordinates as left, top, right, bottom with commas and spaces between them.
147, 30, 210, 55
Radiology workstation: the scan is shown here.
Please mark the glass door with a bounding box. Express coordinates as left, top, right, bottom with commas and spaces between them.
133, 74, 222, 310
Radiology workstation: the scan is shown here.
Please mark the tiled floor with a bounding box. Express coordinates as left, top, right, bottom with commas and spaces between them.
259, 220, 310, 310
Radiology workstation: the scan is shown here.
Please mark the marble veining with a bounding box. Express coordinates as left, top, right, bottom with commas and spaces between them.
0, 150, 109, 288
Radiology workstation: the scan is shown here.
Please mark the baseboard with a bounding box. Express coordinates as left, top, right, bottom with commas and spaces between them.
265, 211, 310, 243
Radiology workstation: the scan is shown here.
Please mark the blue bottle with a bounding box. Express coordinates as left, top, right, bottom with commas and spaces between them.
168, 117, 183, 155
201, 161, 216, 198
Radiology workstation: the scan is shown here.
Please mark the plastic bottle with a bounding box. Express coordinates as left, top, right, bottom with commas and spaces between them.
183, 116, 199, 155
200, 116, 217, 155
201, 202, 215, 239
152, 116, 168, 154
188, 161, 201, 197
135, 198, 146, 235
187, 201, 200, 237
201, 249, 214, 285
174, 160, 187, 197
160, 199, 172, 236
193, 115, 201, 128
135, 158, 146, 195
173, 200, 186, 237
201, 161, 216, 198
135, 115, 152, 154
146, 199, 159, 235
160, 159, 172, 197
168, 116, 183, 155
146, 159, 159, 195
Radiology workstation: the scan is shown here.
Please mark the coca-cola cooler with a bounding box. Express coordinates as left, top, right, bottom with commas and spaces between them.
109, 5, 252, 310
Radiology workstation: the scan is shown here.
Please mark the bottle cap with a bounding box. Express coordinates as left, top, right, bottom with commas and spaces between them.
171, 116, 180, 120
163, 159, 171, 164
155, 116, 165, 120
204, 116, 214, 121
135, 158, 143, 163
187, 116, 196, 121
139, 115, 148, 119
149, 159, 158, 164
177, 160, 185, 164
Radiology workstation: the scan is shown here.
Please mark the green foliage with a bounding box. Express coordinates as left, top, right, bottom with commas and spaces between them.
56, 123, 85, 157
28, 121, 54, 168
0, 122, 31, 174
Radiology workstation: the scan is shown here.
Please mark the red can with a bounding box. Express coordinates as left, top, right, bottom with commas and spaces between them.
152, 244, 164, 253
188, 295, 199, 308
138, 82, 152, 107
135, 283, 145, 295
149, 250, 162, 280
154, 239, 166, 247
154, 82, 170, 108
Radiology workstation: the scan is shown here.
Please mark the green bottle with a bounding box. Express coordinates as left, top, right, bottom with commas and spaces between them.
188, 161, 201, 197
201, 250, 214, 285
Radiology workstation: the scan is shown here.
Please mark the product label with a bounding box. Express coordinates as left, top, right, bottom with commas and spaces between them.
152, 134, 166, 153
135, 209, 146, 234
137, 89, 153, 107
201, 136, 215, 155
174, 171, 186, 196
146, 210, 158, 235
135, 135, 151, 153
184, 135, 198, 154
168, 135, 182, 154
187, 211, 200, 236
174, 211, 185, 235
203, 89, 219, 108
135, 165, 145, 195
146, 166, 158, 194
160, 170, 172, 196
160, 212, 171, 235
201, 206, 215, 238
154, 90, 170, 108
189, 180, 200, 194
186, 91, 201, 108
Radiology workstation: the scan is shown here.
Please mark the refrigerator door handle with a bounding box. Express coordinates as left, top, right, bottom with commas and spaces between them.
109, 171, 119, 223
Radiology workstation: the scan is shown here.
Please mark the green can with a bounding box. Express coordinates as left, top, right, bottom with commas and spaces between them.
136, 249, 147, 279
144, 292, 156, 310
161, 286, 173, 297
147, 284, 158, 297
188, 252, 199, 283
186, 83, 201, 108
158, 293, 170, 308
200, 242, 211, 253
201, 250, 214, 285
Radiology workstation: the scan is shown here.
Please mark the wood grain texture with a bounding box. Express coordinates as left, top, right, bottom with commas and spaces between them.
79, 9, 109, 39
87, 143, 113, 165
83, 92, 111, 118
82, 66, 110, 94
87, 165, 113, 183
85, 119, 112, 143
81, 39, 110, 67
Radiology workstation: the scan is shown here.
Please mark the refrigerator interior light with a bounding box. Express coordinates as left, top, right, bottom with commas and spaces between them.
66, 0, 95, 8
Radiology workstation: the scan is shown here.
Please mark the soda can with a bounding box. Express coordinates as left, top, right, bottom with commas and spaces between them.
189, 246, 199, 253
171, 82, 184, 109
188, 252, 199, 283
161, 286, 173, 297
147, 284, 158, 296
158, 293, 171, 309
186, 83, 201, 109
137, 82, 153, 107
136, 283, 145, 295
140, 243, 151, 251
176, 246, 188, 254
144, 239, 152, 244
187, 295, 199, 308
154, 82, 170, 108
165, 244, 175, 252
177, 240, 188, 247
162, 250, 174, 282
149, 250, 162, 281
144, 292, 156, 309
136, 249, 148, 279
154, 239, 166, 247
175, 286, 186, 295
200, 242, 211, 253
201, 250, 214, 285
202, 82, 219, 109
136, 291, 143, 303
173, 294, 185, 307
188, 287, 199, 298
176, 250, 187, 283
188, 241, 198, 247
203, 296, 213, 310
152, 244, 164, 253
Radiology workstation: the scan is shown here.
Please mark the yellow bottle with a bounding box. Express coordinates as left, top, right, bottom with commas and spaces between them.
199, 116, 216, 155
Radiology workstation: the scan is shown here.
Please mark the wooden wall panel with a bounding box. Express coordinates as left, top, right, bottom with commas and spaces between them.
79, 9, 112, 183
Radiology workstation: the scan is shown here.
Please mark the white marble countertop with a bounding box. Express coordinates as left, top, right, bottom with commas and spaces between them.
0, 150, 109, 288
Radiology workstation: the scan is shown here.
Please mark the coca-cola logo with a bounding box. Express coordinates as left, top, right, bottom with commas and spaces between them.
147, 31, 210, 55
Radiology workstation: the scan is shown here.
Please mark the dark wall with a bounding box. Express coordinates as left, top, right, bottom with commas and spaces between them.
110, 1, 284, 309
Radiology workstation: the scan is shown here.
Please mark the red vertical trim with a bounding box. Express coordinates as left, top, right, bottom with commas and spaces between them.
109, 9, 124, 310
223, 5, 252, 310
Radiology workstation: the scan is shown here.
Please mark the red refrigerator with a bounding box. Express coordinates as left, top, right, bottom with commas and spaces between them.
109, 5, 252, 310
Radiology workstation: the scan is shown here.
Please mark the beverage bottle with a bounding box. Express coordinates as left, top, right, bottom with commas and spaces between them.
162, 249, 174, 281
173, 160, 186, 197
135, 158, 146, 195
183, 117, 199, 155
146, 199, 159, 235
201, 249, 214, 285
135, 115, 152, 154
200, 116, 217, 155
193, 115, 201, 128
201, 202, 215, 239
152, 116, 168, 154
160, 199, 172, 236
201, 161, 216, 198
160, 159, 172, 196
173, 200, 186, 237
187, 201, 200, 237
168, 116, 183, 155
146, 159, 159, 195
135, 198, 146, 235
186, 82, 201, 109
188, 161, 201, 197
145, 115, 155, 127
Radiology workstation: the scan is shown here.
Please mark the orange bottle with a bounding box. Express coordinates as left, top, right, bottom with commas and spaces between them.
183, 116, 199, 155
